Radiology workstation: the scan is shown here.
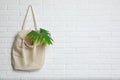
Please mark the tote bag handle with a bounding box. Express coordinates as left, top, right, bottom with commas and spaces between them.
21, 5, 38, 30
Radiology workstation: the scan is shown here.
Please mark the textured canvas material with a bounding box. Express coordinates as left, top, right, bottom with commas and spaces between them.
12, 5, 45, 71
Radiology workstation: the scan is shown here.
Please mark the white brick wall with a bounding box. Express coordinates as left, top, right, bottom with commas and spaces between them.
0, 0, 120, 79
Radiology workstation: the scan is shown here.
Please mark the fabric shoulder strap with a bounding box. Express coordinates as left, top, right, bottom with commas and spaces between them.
21, 5, 37, 30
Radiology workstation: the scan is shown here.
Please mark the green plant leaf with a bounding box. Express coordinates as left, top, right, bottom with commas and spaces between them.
26, 28, 53, 46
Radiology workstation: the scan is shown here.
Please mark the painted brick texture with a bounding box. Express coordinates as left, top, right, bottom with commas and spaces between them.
0, 0, 120, 79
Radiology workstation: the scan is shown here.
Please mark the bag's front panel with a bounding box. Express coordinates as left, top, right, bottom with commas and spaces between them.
12, 31, 45, 71
34, 45, 45, 67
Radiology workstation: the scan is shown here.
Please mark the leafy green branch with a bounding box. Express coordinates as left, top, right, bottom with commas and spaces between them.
26, 28, 53, 46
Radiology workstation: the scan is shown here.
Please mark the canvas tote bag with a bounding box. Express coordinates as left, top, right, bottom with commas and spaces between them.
12, 5, 45, 71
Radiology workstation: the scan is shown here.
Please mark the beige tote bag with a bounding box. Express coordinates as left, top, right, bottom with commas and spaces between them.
12, 5, 45, 71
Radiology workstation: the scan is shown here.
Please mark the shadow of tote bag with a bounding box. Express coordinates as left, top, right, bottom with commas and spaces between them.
12, 5, 45, 71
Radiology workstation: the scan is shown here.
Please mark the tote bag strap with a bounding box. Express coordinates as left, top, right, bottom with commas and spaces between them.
21, 5, 37, 30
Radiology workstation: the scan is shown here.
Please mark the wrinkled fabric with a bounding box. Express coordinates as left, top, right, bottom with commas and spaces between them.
12, 30, 45, 71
